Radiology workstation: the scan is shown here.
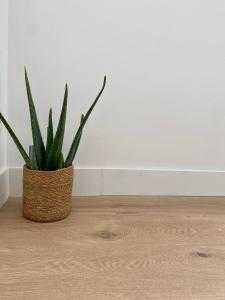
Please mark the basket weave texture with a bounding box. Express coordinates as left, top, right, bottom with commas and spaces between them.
23, 166, 74, 222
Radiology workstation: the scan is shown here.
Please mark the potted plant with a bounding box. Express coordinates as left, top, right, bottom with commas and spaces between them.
0, 69, 106, 222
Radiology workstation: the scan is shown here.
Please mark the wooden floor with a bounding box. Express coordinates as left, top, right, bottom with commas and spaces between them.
0, 197, 225, 300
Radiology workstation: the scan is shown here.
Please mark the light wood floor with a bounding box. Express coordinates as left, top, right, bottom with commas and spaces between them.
0, 196, 225, 299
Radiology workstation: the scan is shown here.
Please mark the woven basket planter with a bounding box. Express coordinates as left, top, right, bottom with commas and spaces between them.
23, 166, 74, 222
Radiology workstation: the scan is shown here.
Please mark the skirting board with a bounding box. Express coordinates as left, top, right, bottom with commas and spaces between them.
0, 168, 9, 207
8, 167, 225, 197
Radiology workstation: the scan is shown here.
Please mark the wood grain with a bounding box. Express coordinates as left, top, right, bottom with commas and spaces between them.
0, 196, 225, 299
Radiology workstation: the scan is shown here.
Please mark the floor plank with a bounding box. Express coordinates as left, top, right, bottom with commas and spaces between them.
0, 196, 225, 300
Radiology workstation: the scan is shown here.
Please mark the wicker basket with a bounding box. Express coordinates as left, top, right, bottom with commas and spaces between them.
23, 166, 74, 222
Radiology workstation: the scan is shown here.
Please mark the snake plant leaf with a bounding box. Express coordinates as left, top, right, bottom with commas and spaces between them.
45, 108, 53, 159
75, 114, 84, 152
29, 145, 38, 169
0, 113, 34, 169
58, 153, 65, 169
65, 76, 106, 167
25, 68, 45, 170
44, 108, 54, 169
46, 84, 68, 170
64, 114, 84, 167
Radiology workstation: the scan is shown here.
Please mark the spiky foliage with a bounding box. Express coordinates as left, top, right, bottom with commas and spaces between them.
0, 112, 33, 168
45, 108, 54, 161
0, 69, 106, 171
65, 76, 106, 167
25, 68, 46, 169
46, 85, 68, 170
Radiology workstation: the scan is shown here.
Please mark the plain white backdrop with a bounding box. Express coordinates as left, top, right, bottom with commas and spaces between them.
0, 0, 9, 204
0, 0, 8, 171
1, 0, 225, 201
7, 0, 225, 170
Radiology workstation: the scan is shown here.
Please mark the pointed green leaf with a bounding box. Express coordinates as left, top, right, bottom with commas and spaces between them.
0, 113, 34, 169
58, 153, 65, 169
46, 84, 68, 170
45, 108, 53, 158
29, 145, 38, 169
65, 114, 84, 166
44, 108, 54, 169
76, 114, 85, 149
25, 68, 45, 170
65, 76, 106, 167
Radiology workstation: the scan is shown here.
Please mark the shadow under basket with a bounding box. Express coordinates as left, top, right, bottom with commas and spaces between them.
23, 166, 74, 222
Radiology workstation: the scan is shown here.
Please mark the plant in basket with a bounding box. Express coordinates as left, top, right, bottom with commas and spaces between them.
0, 69, 106, 222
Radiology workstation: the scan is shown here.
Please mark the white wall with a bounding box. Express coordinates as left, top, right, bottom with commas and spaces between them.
7, 0, 225, 195
0, 0, 9, 204
0, 0, 8, 171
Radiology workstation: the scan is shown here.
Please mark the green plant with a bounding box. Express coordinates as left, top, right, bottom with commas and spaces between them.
0, 69, 106, 171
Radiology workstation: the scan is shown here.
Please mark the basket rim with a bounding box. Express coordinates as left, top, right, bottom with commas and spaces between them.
23, 165, 74, 174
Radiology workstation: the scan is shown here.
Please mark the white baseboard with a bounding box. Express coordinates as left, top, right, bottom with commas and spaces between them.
8, 167, 225, 197
0, 167, 9, 207
9, 168, 102, 197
